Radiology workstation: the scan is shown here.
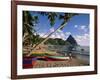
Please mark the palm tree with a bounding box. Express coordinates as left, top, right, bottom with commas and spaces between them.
27, 13, 78, 56
39, 12, 58, 26
23, 11, 39, 46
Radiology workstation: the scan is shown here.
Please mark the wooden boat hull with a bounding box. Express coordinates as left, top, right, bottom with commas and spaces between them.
45, 56, 69, 61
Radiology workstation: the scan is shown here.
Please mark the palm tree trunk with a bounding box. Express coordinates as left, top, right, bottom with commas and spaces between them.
27, 22, 67, 56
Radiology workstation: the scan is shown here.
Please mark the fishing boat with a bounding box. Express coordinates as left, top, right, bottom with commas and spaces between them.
45, 56, 70, 61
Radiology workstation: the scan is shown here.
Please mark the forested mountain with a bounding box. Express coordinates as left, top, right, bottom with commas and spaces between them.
44, 38, 70, 45
36, 35, 77, 46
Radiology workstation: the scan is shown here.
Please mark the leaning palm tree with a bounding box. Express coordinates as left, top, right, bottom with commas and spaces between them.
23, 11, 39, 46
27, 13, 78, 56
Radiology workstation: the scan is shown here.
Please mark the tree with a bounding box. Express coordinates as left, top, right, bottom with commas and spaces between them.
27, 13, 78, 56
39, 12, 58, 26
37, 13, 78, 44
23, 11, 39, 46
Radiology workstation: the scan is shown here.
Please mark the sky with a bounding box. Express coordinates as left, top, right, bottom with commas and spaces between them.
30, 11, 90, 46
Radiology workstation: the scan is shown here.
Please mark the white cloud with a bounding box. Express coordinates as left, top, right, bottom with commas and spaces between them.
56, 30, 66, 40
50, 27, 55, 32
50, 34, 55, 38
57, 30, 71, 40
74, 33, 90, 46
38, 33, 45, 37
39, 30, 71, 40
39, 31, 90, 46
64, 32, 71, 39
65, 32, 71, 35
74, 25, 78, 28
74, 25, 89, 32
79, 25, 88, 32
80, 25, 86, 30
38, 32, 60, 39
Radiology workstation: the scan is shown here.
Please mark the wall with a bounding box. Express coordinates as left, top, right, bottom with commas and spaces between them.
0, 0, 100, 80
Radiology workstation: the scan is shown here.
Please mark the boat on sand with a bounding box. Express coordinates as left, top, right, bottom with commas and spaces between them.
45, 56, 70, 61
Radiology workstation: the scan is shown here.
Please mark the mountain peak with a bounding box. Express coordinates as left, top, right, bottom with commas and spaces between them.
66, 35, 78, 46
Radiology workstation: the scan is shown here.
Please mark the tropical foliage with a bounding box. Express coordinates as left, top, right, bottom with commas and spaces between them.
23, 11, 78, 55
23, 11, 39, 46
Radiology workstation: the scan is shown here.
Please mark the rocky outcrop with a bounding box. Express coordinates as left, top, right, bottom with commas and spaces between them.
66, 35, 78, 46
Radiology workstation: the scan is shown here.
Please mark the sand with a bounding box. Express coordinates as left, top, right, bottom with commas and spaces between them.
32, 58, 89, 68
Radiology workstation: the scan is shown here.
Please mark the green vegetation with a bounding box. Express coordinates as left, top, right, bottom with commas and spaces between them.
44, 38, 70, 45
23, 11, 39, 46
23, 11, 78, 56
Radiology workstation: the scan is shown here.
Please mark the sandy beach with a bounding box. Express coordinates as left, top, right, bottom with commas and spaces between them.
32, 58, 89, 68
